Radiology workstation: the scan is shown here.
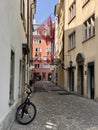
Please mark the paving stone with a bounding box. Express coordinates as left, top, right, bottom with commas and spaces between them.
11, 81, 98, 130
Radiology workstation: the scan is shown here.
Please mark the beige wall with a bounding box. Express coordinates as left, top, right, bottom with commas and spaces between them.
63, 0, 98, 100
56, 0, 65, 87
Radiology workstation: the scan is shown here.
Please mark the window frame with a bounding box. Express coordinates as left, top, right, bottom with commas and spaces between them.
68, 31, 76, 50
68, 0, 76, 24
83, 14, 95, 42
36, 47, 41, 52
34, 39, 41, 44
43, 64, 50, 68
35, 64, 40, 68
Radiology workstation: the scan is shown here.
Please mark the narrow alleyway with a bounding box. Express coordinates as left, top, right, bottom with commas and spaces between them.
11, 81, 98, 130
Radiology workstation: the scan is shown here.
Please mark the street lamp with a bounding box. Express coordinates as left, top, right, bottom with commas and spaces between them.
62, 54, 76, 70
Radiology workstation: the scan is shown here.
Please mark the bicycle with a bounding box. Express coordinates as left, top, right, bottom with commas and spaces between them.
16, 83, 37, 125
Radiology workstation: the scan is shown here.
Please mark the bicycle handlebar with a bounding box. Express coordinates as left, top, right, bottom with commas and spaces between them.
24, 83, 32, 93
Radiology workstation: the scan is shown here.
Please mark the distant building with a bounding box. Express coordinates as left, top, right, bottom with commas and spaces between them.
51, 3, 59, 85
31, 24, 52, 81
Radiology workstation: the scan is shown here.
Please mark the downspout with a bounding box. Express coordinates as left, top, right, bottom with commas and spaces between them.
27, 0, 30, 83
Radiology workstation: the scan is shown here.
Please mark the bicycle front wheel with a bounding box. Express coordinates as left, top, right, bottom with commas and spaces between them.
16, 102, 37, 125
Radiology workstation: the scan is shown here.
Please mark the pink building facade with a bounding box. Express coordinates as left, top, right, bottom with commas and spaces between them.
32, 24, 52, 81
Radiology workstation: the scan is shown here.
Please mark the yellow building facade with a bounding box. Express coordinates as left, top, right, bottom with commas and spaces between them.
55, 0, 65, 87
63, 0, 98, 100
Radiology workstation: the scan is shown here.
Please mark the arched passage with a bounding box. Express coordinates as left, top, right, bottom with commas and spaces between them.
76, 53, 85, 95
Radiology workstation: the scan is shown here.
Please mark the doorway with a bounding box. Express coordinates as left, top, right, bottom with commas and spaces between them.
77, 65, 84, 95
88, 62, 94, 99
42, 72, 46, 81
68, 68, 74, 91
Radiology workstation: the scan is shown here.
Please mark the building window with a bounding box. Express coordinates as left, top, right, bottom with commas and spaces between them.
34, 40, 41, 44
69, 0, 76, 23
35, 64, 40, 68
36, 47, 41, 52
46, 48, 51, 52
43, 56, 48, 60
43, 64, 50, 68
83, 14, 95, 41
39, 40, 41, 43
68, 31, 76, 50
34, 30, 40, 35
9, 50, 15, 106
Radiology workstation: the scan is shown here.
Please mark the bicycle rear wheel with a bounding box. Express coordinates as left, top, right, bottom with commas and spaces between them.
16, 102, 36, 125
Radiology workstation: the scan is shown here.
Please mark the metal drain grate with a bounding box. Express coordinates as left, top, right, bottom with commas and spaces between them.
34, 87, 48, 92
51, 89, 65, 92
58, 92, 72, 95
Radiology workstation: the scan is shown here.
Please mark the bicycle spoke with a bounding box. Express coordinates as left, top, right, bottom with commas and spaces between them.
16, 83, 36, 125
16, 103, 36, 125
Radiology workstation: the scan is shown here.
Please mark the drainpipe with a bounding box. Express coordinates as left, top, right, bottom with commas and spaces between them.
30, 2, 36, 63
26, 0, 29, 83
27, 0, 36, 84
27, 0, 29, 55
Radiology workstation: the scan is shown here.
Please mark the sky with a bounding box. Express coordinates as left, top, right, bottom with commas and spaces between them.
35, 0, 58, 24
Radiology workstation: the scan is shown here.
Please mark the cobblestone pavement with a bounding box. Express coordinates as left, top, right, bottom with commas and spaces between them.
11, 81, 98, 130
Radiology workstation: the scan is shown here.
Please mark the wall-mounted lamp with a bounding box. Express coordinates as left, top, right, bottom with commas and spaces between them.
69, 60, 73, 67
62, 60, 76, 70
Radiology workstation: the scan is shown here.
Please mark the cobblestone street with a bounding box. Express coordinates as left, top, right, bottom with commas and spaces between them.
11, 81, 98, 130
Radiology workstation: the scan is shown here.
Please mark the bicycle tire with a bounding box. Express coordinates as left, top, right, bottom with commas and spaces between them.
16, 102, 37, 125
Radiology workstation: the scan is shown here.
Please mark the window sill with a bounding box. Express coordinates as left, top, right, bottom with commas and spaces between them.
68, 16, 76, 25
82, 34, 95, 43
68, 46, 76, 52
82, 0, 90, 8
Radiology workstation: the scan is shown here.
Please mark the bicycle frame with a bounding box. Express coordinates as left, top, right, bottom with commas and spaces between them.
16, 83, 36, 125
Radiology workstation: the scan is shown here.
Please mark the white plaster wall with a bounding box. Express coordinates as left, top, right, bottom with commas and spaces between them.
0, 0, 26, 128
